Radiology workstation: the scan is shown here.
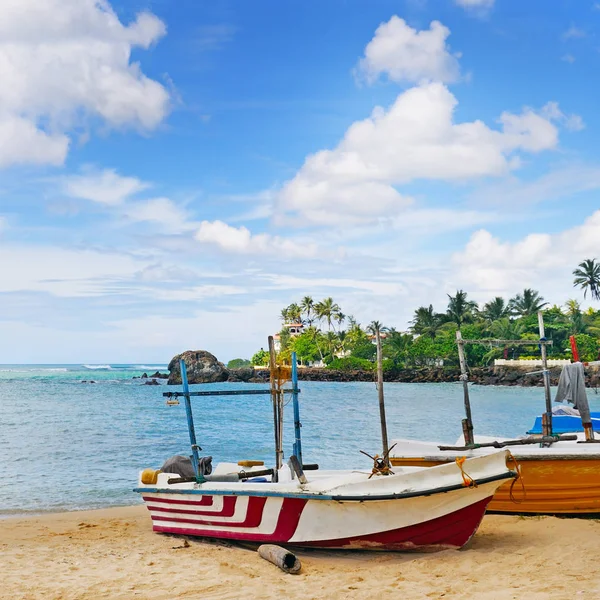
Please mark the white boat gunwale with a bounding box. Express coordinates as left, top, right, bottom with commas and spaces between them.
134, 470, 515, 501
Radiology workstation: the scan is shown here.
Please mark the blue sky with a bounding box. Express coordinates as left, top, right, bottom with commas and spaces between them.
1, 0, 599, 363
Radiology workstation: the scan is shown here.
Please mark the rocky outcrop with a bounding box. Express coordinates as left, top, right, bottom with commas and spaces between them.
167, 350, 229, 385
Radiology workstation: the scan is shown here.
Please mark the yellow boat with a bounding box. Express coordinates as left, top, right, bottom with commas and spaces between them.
390, 435, 600, 514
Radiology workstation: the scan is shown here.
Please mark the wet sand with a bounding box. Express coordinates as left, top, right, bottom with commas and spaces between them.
2, 506, 600, 599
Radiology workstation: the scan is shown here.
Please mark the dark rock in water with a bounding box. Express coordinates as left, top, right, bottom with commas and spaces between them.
81, 380, 96, 384
167, 350, 229, 385
227, 367, 255, 383
144, 378, 160, 385
150, 371, 168, 379
141, 372, 148, 378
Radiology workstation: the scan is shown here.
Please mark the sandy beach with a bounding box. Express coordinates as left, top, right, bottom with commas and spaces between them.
2, 507, 600, 600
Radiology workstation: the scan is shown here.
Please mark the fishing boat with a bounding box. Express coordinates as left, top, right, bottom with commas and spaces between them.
135, 341, 515, 551
390, 314, 600, 515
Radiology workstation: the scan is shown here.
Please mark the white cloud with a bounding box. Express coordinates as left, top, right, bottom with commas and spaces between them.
452, 210, 600, 297
195, 220, 318, 258
356, 17, 460, 85
562, 54, 576, 64
562, 26, 586, 40
0, 0, 170, 168
0, 244, 147, 297
64, 168, 149, 205
540, 101, 585, 132
277, 83, 562, 226
391, 208, 501, 232
470, 164, 600, 206
122, 197, 194, 234
455, 0, 495, 6
0, 117, 69, 167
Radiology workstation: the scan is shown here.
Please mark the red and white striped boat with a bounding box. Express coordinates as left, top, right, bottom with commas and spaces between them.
135, 451, 514, 551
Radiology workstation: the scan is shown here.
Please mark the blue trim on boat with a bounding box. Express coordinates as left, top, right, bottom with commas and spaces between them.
134, 472, 514, 502
527, 413, 600, 434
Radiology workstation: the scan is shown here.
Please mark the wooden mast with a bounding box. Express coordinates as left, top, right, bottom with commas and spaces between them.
537, 312, 553, 437
456, 331, 475, 446
375, 328, 390, 466
267, 336, 283, 479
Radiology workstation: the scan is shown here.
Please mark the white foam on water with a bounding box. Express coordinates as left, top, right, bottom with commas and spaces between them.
82, 365, 112, 370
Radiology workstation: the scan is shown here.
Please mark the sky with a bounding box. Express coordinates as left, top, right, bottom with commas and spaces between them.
1, 0, 600, 363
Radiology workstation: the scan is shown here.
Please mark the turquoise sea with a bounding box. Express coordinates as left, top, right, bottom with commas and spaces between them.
3, 364, 599, 517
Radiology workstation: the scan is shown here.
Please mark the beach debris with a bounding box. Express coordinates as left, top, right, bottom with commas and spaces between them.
257, 544, 301, 574
171, 539, 190, 550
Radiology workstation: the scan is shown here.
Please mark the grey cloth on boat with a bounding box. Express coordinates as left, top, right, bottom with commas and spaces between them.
554, 362, 591, 423
552, 405, 580, 416
161, 454, 213, 477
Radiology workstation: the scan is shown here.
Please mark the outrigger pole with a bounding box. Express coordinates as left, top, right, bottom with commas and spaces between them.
165, 351, 303, 482
456, 312, 555, 446
291, 351, 303, 466
268, 336, 284, 480
179, 358, 202, 481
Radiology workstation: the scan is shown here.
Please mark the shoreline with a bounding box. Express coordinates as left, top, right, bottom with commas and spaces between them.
228, 365, 600, 387
3, 505, 600, 599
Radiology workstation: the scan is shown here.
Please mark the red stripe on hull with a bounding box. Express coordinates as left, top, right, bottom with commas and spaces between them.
299, 496, 493, 551
151, 497, 268, 527
141, 495, 214, 507
151, 497, 307, 542
146, 495, 236, 517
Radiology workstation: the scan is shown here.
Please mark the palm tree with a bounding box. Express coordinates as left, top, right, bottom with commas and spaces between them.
488, 317, 526, 361
335, 311, 346, 331
300, 296, 315, 325
508, 289, 548, 317
315, 297, 341, 331
565, 299, 586, 335
280, 307, 289, 323
573, 258, 600, 301
286, 303, 302, 323
480, 297, 510, 322
367, 320, 386, 335
410, 305, 443, 339
384, 330, 413, 365
446, 290, 477, 327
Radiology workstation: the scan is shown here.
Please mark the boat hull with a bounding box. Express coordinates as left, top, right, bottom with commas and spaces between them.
390, 456, 600, 514
139, 480, 501, 551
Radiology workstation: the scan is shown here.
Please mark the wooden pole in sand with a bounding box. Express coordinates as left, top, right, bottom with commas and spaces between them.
375, 328, 390, 467
456, 331, 474, 446
538, 312, 553, 437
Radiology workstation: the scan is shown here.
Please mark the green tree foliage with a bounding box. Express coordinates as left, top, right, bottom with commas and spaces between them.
227, 358, 251, 368
251, 349, 269, 366
508, 289, 548, 317
446, 290, 477, 327
290, 331, 322, 364
573, 334, 599, 362
257, 288, 600, 372
480, 297, 510, 322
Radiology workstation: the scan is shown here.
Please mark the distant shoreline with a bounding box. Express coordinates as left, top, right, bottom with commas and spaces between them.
227, 365, 600, 388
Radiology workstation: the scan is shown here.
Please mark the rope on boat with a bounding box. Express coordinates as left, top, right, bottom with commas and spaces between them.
455, 457, 477, 487
506, 450, 526, 504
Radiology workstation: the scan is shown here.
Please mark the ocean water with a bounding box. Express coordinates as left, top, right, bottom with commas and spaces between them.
3, 364, 600, 517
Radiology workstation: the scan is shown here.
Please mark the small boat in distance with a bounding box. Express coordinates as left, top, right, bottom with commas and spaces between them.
135, 342, 515, 551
